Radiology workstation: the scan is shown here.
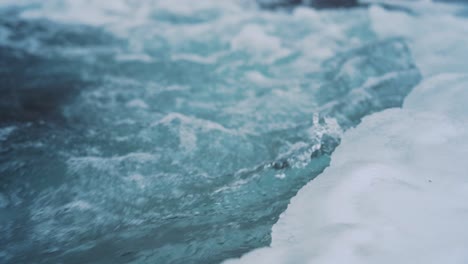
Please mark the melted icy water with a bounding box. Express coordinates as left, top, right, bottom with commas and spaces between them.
0, 1, 420, 263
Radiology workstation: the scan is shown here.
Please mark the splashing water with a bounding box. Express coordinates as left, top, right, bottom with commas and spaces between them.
0, 1, 424, 263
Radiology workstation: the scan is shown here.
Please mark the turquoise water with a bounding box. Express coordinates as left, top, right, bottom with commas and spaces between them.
0, 1, 422, 263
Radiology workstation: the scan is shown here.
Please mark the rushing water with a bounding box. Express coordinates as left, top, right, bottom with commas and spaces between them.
0, 1, 428, 263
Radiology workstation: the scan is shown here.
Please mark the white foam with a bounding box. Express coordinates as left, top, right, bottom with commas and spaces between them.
245, 71, 274, 86
369, 5, 468, 76
126, 99, 149, 109
65, 200, 93, 211
0, 126, 16, 142
154, 112, 235, 134
171, 52, 225, 64
231, 24, 292, 64
115, 53, 154, 63
126, 174, 148, 189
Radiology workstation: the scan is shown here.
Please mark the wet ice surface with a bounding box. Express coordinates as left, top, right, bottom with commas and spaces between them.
228, 1, 468, 264
0, 1, 426, 263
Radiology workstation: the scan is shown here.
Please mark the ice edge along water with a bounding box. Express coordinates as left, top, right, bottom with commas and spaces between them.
226, 3, 468, 264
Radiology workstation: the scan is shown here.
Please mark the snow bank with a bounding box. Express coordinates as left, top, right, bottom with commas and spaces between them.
225, 2, 468, 262
225, 72, 468, 264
